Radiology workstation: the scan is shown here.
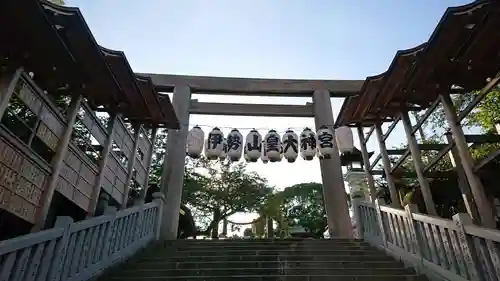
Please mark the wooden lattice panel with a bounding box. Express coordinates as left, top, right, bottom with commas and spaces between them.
56, 147, 97, 211
0, 137, 47, 223
103, 155, 127, 204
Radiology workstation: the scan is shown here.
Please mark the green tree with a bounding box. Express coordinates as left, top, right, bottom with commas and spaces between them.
280, 183, 328, 238
243, 228, 254, 238
148, 130, 273, 238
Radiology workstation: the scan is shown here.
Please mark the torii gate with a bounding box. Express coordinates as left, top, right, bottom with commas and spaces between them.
140, 73, 364, 239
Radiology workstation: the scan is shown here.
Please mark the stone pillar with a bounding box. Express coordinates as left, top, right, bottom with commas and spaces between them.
400, 111, 437, 215
356, 126, 378, 202
33, 94, 83, 231
344, 170, 370, 201
440, 93, 496, 228
312, 89, 352, 238
160, 85, 191, 240
375, 123, 400, 208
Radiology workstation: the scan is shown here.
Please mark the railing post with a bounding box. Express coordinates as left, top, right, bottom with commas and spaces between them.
47, 216, 73, 281
405, 204, 424, 268
375, 199, 388, 247
351, 198, 363, 239
152, 192, 165, 240
100, 211, 117, 271
452, 213, 484, 281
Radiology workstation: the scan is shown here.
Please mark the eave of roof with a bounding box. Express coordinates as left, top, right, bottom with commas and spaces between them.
0, 0, 79, 92
336, 0, 500, 128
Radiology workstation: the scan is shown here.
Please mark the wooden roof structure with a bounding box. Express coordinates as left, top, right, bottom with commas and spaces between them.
336, 0, 500, 127
0, 0, 179, 129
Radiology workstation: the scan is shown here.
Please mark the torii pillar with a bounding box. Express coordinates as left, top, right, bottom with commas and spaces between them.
312, 89, 353, 238
160, 85, 192, 240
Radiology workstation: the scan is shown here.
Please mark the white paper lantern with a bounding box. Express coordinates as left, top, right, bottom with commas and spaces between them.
261, 140, 269, 164
316, 125, 336, 159
264, 129, 282, 162
300, 128, 316, 160
186, 126, 204, 158
317, 147, 323, 160
336, 126, 354, 153
244, 146, 250, 162
219, 138, 228, 161
205, 127, 224, 160
282, 129, 298, 163
227, 129, 244, 161
279, 143, 284, 161
245, 129, 262, 162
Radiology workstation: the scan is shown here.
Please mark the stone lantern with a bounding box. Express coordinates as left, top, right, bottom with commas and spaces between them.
341, 147, 373, 200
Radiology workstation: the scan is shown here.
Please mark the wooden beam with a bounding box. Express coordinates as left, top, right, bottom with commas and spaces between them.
382, 116, 401, 141
139, 73, 365, 96
474, 148, 500, 172
458, 72, 500, 121
189, 101, 315, 117
390, 149, 411, 173
364, 126, 375, 144
418, 143, 449, 151
411, 98, 441, 135
387, 149, 407, 155
424, 143, 454, 172
369, 154, 382, 171
464, 134, 500, 144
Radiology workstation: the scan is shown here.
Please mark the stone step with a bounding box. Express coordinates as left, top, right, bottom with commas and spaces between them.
151, 254, 395, 262
128, 260, 406, 270
172, 245, 374, 251
145, 249, 384, 258
169, 240, 368, 246
115, 267, 415, 278
106, 274, 425, 281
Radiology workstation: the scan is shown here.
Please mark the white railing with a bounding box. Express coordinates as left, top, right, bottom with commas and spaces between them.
0, 194, 164, 281
353, 200, 500, 281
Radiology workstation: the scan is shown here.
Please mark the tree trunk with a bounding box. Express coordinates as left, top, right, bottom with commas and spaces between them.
211, 209, 221, 239
266, 216, 274, 238
222, 218, 228, 236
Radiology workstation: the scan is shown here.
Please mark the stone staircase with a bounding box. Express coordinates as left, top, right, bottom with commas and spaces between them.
100, 238, 427, 281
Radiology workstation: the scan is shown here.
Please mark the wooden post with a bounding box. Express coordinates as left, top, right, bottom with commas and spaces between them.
445, 132, 481, 223
400, 111, 437, 215
139, 128, 158, 202
120, 123, 142, 209
375, 123, 400, 208
33, 94, 83, 231
0, 68, 23, 119
88, 114, 119, 217
357, 126, 378, 202
452, 213, 484, 281
440, 93, 496, 228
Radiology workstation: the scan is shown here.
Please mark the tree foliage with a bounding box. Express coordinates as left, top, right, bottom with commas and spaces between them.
280, 182, 328, 238
147, 129, 273, 238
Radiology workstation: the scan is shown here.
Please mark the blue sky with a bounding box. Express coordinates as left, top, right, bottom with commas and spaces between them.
65, 0, 471, 202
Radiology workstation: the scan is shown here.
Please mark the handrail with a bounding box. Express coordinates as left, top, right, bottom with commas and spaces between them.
353, 199, 500, 281
0, 196, 164, 281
